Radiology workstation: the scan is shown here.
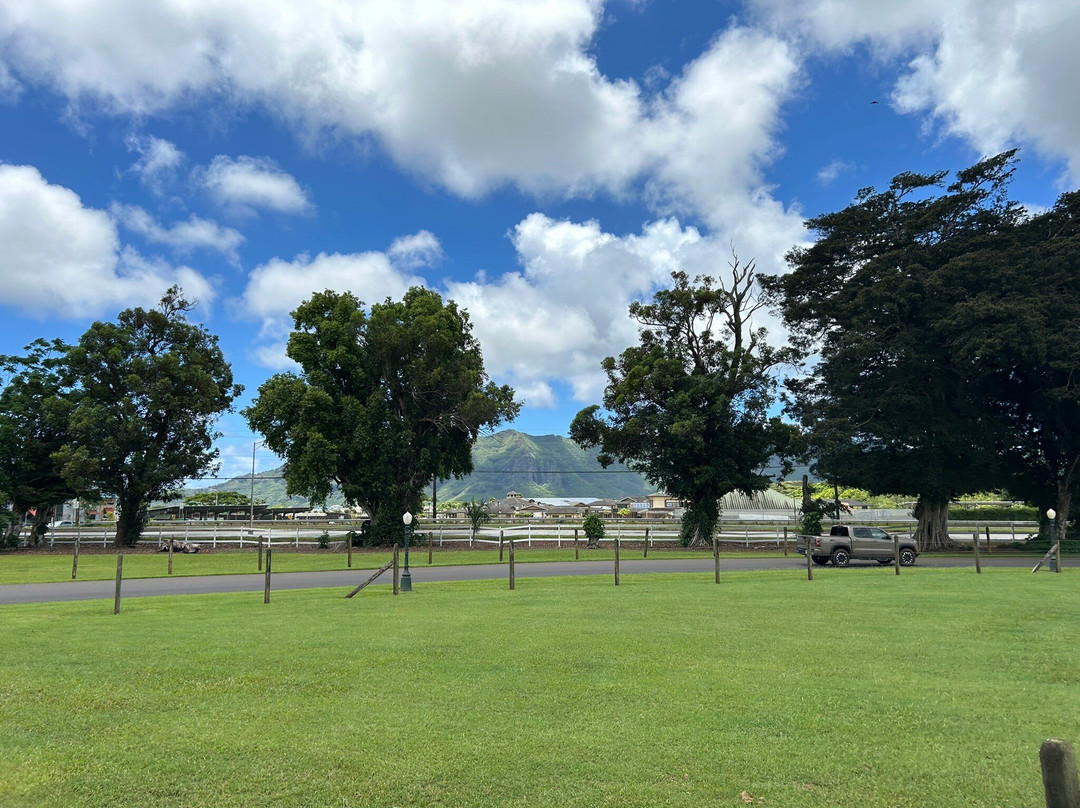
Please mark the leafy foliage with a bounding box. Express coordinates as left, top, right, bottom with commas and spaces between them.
244, 288, 519, 545
582, 513, 605, 547
53, 288, 241, 546
183, 491, 252, 506
0, 339, 77, 547
572, 261, 798, 546
763, 152, 1023, 549
463, 499, 490, 540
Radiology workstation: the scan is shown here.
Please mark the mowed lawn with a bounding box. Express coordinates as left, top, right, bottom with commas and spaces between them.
0, 569, 1076, 807
0, 546, 763, 585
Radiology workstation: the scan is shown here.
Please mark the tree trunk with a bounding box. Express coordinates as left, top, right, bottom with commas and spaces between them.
913, 494, 951, 551
681, 501, 719, 548
1055, 480, 1072, 547
29, 504, 54, 547
115, 494, 148, 547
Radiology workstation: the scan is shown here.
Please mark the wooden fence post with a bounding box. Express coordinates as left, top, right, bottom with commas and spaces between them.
258, 537, 263, 572
893, 533, 900, 575
806, 538, 813, 581
428, 531, 433, 565
1040, 738, 1080, 808
113, 554, 123, 615
263, 548, 272, 603
347, 530, 353, 568
574, 529, 579, 560
972, 528, 982, 574
393, 544, 400, 595
509, 539, 516, 590
71, 535, 79, 580
985, 525, 992, 555
713, 535, 720, 584
614, 537, 620, 586
499, 529, 504, 562
168, 536, 174, 575
643, 526, 649, 558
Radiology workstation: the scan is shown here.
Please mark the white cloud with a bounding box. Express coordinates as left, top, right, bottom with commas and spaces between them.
0, 62, 21, 101
750, 0, 1080, 181
125, 134, 184, 193
110, 203, 244, 261
816, 158, 855, 186
0, 163, 214, 317
199, 155, 312, 215
0, 1, 803, 235
388, 230, 444, 269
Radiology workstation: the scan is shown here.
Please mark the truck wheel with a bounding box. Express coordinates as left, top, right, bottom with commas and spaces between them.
830, 548, 850, 567
899, 548, 916, 566
812, 556, 828, 566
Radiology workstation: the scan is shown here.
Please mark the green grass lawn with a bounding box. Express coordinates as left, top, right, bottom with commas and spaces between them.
0, 546, 769, 585
1, 568, 1076, 807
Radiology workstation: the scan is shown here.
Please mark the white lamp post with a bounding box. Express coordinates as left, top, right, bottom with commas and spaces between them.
401, 511, 414, 591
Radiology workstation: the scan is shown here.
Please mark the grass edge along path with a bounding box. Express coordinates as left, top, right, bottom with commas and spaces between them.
0, 547, 784, 586
0, 568, 1077, 808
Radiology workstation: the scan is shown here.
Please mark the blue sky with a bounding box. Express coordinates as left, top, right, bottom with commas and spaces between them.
1, 0, 1077, 481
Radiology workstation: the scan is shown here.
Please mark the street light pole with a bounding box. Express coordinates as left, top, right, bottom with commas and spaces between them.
249, 439, 263, 529
1047, 508, 1059, 573
401, 511, 414, 592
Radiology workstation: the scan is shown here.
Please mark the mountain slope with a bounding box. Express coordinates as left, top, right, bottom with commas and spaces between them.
200, 430, 653, 505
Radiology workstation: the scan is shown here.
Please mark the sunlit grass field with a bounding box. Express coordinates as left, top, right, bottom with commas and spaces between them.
0, 546, 780, 585
1, 568, 1076, 807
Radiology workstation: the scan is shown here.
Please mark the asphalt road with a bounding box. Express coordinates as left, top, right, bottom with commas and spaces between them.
0, 555, 1063, 605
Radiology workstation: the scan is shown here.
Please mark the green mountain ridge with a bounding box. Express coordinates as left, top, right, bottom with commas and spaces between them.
198, 430, 654, 506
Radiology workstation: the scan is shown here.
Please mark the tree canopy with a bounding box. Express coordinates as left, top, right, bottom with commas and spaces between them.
244, 287, 519, 544
53, 288, 241, 547
0, 339, 76, 547
571, 261, 797, 546
762, 152, 1023, 549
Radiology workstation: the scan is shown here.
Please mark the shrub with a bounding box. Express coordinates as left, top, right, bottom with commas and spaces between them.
317, 530, 330, 549
583, 514, 605, 547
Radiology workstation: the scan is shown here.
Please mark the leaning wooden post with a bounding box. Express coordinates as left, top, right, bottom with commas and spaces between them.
392, 544, 400, 595
168, 535, 174, 575
1040, 738, 1080, 808
643, 526, 649, 558
574, 529, 579, 560
806, 538, 813, 581
499, 529, 505, 562
893, 533, 901, 575
614, 537, 621, 586
782, 526, 788, 557
428, 531, 433, 565
972, 528, 982, 574
71, 535, 80, 579
713, 534, 720, 584
113, 553, 123, 615
263, 547, 272, 604
509, 539, 516, 590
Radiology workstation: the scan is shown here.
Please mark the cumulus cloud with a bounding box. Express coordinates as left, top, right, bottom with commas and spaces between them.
749, 0, 1080, 181
816, 158, 855, 186
125, 134, 184, 193
388, 230, 443, 269
199, 155, 312, 215
0, 163, 214, 317
109, 204, 245, 262
0, 1, 803, 237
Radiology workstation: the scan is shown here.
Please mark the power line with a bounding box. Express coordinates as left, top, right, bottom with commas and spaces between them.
191, 468, 646, 481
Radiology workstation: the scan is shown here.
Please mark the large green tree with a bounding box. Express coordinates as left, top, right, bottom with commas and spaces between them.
944, 190, 1080, 544
762, 153, 1022, 549
54, 288, 242, 547
570, 261, 797, 547
0, 339, 77, 547
244, 288, 519, 544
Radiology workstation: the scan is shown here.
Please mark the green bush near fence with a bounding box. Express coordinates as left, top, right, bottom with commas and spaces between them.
0, 569, 1076, 807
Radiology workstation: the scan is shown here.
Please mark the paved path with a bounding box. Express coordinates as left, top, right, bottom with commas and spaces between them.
0, 555, 1061, 605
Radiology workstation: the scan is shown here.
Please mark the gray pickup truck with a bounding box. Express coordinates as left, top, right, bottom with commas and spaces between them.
796, 524, 918, 567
